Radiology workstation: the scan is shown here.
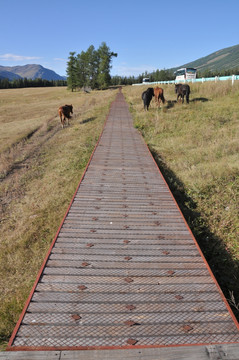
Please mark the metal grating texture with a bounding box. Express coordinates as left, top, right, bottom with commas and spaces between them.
8, 90, 239, 350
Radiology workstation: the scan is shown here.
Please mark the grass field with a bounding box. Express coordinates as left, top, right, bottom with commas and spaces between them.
122, 81, 239, 318
0, 83, 238, 350
0, 87, 117, 349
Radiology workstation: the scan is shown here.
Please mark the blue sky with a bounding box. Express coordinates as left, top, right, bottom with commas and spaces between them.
1, 0, 239, 77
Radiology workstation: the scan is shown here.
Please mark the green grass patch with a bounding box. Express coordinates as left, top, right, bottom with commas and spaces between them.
123, 81, 239, 319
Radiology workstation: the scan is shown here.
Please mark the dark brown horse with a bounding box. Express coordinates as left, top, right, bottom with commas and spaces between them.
154, 86, 165, 106
142, 88, 154, 110
175, 84, 190, 104
58, 104, 73, 128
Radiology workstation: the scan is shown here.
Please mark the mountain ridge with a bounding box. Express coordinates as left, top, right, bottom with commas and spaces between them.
0, 64, 66, 81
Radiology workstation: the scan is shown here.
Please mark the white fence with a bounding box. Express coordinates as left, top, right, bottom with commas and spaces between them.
133, 75, 239, 86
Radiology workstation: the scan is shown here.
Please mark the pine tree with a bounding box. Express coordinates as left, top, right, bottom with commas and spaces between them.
76, 47, 99, 89
76, 51, 87, 89
67, 43, 117, 90
66, 52, 77, 91
85, 45, 99, 89
97, 42, 117, 89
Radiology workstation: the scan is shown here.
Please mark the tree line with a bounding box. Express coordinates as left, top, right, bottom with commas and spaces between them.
66, 42, 117, 91
118, 68, 239, 85
0, 77, 67, 89
110, 69, 175, 86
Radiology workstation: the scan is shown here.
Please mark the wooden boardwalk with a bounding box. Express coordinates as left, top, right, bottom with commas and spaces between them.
6, 90, 239, 358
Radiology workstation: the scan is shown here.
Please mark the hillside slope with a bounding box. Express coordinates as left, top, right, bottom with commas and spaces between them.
177, 44, 239, 72
0, 70, 22, 80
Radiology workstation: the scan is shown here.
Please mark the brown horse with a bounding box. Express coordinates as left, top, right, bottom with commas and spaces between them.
154, 87, 165, 107
58, 104, 73, 128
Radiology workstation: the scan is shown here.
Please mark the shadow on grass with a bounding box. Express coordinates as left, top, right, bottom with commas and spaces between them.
150, 146, 239, 321
165, 100, 177, 109
163, 97, 209, 110
191, 97, 209, 102
80, 117, 96, 124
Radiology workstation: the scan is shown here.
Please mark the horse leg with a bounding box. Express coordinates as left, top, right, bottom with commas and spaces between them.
59, 113, 64, 128
62, 115, 65, 128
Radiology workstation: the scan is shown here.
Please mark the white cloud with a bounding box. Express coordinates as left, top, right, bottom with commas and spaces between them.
0, 53, 41, 61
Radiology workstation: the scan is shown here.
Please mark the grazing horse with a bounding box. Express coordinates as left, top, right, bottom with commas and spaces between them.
154, 86, 165, 106
175, 84, 190, 104
58, 104, 73, 128
142, 87, 154, 110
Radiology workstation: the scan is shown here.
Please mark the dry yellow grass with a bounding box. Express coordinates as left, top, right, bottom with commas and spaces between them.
0, 87, 62, 152
0, 87, 117, 349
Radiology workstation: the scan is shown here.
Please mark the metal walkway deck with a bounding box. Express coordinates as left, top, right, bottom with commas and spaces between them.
7, 90, 239, 354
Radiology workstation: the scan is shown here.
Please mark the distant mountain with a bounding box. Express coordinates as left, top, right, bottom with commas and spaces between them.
173, 44, 239, 73
0, 64, 65, 81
